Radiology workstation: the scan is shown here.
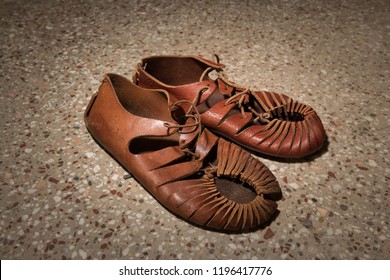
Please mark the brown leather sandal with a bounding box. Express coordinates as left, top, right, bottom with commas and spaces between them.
84, 73, 281, 231
133, 55, 326, 158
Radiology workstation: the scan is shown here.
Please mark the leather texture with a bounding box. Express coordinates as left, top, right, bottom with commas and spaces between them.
134, 55, 326, 158
84, 73, 281, 231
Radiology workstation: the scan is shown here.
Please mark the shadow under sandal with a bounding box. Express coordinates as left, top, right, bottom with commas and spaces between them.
84, 73, 282, 231
134, 55, 326, 158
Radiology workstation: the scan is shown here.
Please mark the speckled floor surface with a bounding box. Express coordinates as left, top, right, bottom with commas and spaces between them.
1, 0, 389, 260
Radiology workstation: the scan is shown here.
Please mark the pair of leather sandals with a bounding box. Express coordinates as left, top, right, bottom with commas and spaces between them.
84, 55, 325, 232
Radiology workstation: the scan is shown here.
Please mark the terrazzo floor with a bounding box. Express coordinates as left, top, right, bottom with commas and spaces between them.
1, 0, 389, 260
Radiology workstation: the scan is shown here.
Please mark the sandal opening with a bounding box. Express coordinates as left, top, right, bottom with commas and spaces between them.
129, 136, 179, 154
143, 57, 207, 85
270, 109, 305, 122
215, 176, 257, 204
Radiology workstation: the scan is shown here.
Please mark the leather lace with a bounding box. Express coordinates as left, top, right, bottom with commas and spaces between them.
197, 55, 273, 124
163, 99, 201, 135
164, 100, 202, 159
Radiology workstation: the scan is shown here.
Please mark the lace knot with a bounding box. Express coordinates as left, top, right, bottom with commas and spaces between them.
163, 100, 201, 134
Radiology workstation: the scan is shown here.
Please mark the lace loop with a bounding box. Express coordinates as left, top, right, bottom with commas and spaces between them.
198, 55, 274, 124
163, 99, 201, 133
163, 100, 203, 159
203, 163, 218, 179
181, 147, 200, 159
248, 106, 272, 123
